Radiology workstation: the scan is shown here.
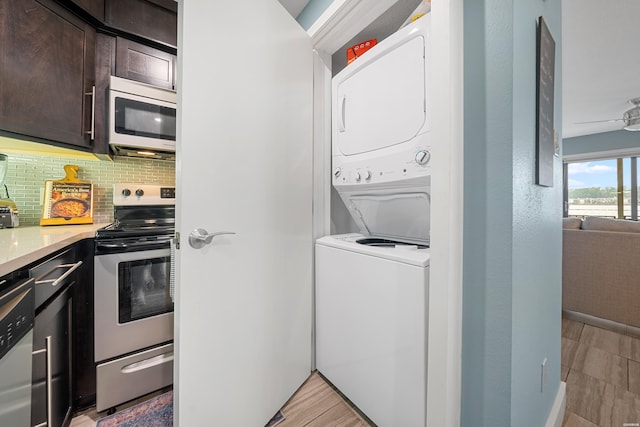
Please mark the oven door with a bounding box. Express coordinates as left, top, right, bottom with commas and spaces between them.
94, 247, 173, 362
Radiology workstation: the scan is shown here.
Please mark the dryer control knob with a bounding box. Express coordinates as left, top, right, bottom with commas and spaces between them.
355, 172, 362, 182
135, 189, 144, 197
415, 150, 431, 165
122, 188, 131, 197
365, 170, 372, 181
333, 167, 342, 178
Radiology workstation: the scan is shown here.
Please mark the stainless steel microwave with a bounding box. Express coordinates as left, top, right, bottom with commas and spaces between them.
108, 76, 177, 160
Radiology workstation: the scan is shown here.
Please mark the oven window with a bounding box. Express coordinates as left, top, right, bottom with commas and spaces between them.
114, 97, 176, 140
118, 256, 173, 323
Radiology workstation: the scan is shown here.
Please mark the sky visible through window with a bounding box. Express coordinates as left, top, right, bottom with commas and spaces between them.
567, 158, 636, 218
567, 159, 629, 189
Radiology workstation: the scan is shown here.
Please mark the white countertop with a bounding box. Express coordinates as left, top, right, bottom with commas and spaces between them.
0, 224, 107, 277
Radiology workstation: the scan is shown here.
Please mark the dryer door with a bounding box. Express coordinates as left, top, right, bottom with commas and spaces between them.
343, 191, 430, 245
334, 30, 428, 156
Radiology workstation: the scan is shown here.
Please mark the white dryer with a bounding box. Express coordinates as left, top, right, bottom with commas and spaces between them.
331, 13, 432, 246
316, 15, 432, 427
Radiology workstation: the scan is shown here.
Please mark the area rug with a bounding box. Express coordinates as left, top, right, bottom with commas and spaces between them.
96, 391, 173, 427
265, 410, 285, 427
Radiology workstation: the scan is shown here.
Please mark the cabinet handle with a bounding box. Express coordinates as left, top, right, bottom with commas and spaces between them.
32, 336, 53, 427
45, 336, 52, 427
35, 260, 83, 287
85, 86, 96, 140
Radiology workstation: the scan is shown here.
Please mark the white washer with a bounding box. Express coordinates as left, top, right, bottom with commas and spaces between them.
316, 234, 429, 427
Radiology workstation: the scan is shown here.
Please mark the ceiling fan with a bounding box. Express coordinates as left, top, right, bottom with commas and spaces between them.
576, 98, 640, 131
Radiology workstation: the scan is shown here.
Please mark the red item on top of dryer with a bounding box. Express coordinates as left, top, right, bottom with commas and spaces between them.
347, 38, 377, 65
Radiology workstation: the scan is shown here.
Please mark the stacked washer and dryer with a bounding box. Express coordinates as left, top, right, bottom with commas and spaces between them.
315, 14, 432, 427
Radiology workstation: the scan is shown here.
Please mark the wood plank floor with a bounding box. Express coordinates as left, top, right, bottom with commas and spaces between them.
562, 317, 640, 427
70, 372, 370, 427
275, 372, 371, 426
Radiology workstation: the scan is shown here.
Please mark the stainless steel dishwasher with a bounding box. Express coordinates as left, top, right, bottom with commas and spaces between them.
0, 272, 35, 427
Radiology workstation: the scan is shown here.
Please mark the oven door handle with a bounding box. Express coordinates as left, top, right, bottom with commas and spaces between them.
97, 242, 128, 249
97, 240, 171, 250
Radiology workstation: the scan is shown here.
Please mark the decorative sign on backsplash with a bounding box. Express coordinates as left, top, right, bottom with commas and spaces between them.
40, 164, 93, 226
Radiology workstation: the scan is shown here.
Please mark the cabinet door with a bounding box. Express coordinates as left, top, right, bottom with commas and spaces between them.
0, 0, 96, 149
105, 0, 177, 48
91, 34, 116, 157
71, 239, 96, 410
31, 286, 73, 427
116, 37, 176, 90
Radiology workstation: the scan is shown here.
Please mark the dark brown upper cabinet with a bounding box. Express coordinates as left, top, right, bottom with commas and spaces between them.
69, 0, 105, 22
0, 0, 96, 150
116, 37, 176, 90
105, 0, 177, 48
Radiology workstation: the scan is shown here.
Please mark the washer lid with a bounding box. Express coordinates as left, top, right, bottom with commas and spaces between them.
316, 233, 430, 267
344, 191, 430, 245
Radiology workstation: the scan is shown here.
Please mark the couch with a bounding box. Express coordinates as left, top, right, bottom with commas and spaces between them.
563, 216, 640, 330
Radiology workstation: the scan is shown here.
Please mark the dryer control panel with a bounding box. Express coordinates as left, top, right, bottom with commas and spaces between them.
333, 138, 431, 187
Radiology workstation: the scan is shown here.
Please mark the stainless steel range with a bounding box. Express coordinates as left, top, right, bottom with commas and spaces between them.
94, 184, 175, 412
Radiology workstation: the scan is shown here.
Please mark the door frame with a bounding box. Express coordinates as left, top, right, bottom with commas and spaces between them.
308, 1, 464, 426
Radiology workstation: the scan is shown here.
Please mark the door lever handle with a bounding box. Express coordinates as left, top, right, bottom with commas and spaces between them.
189, 228, 236, 249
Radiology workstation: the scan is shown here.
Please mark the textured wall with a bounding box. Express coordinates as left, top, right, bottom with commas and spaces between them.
564, 129, 640, 159
3, 154, 175, 226
462, 0, 563, 426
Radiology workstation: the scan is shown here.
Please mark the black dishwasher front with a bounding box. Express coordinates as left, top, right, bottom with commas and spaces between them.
0, 272, 35, 427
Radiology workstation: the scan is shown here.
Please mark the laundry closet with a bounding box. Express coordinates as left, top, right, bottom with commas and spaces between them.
316, 7, 431, 426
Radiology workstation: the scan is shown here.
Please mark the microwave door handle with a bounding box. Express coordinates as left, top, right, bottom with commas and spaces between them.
85, 85, 96, 140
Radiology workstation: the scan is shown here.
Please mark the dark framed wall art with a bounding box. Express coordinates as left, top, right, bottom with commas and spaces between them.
536, 16, 556, 187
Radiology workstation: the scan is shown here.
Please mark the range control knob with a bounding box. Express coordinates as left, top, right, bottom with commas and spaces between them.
355, 172, 361, 182
365, 170, 372, 181
415, 150, 431, 165
122, 188, 131, 197
135, 189, 144, 197
333, 167, 342, 178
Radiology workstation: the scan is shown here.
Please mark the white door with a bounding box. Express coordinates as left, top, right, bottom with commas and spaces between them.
175, 1, 313, 426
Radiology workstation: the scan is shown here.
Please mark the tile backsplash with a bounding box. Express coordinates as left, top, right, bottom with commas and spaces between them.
3, 154, 175, 226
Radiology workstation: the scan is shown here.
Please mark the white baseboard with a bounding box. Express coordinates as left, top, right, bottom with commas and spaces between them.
545, 381, 566, 427
563, 309, 640, 339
